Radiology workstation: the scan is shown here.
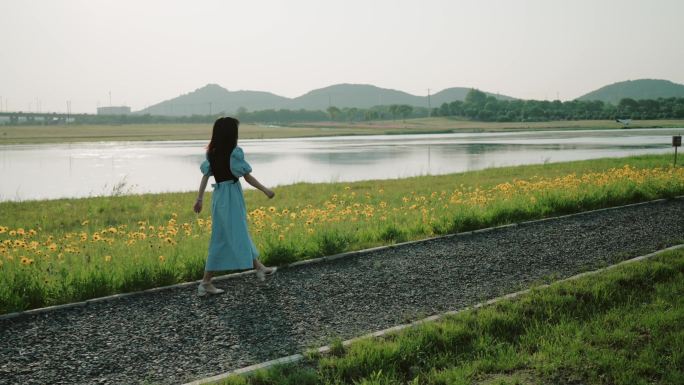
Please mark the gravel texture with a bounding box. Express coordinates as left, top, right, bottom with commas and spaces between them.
1, 199, 683, 385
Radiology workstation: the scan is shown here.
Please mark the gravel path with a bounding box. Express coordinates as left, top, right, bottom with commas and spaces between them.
1, 199, 683, 385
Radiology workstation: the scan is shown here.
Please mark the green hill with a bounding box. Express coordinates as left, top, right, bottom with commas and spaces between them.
288, 84, 424, 110
136, 83, 516, 116
137, 84, 290, 116
430, 87, 515, 106
577, 79, 684, 104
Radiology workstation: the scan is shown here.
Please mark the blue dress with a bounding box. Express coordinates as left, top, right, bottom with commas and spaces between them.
200, 146, 259, 271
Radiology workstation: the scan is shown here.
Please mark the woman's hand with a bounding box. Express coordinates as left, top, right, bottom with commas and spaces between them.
244, 174, 275, 199
193, 200, 203, 213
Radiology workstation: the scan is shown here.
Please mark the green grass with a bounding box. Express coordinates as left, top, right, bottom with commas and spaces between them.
1, 153, 683, 314
217, 248, 684, 385
2, 118, 683, 144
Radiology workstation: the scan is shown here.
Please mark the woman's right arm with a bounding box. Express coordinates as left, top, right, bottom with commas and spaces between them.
193, 174, 210, 213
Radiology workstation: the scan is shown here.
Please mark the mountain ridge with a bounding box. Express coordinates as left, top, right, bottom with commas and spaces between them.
136, 83, 514, 116
577, 79, 684, 104
137, 79, 684, 116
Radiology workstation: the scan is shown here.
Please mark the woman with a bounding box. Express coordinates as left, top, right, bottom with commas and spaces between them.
193, 117, 276, 296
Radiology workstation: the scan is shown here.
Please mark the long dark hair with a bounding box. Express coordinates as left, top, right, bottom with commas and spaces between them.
206, 117, 239, 182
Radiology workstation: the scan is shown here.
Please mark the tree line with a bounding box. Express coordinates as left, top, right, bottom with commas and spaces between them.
431, 89, 684, 121
6, 89, 684, 126
6, 105, 430, 125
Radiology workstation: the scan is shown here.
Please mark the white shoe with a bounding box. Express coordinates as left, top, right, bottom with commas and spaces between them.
256, 267, 277, 281
197, 282, 224, 296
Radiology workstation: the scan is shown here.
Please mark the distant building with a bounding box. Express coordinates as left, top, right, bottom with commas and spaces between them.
97, 106, 131, 115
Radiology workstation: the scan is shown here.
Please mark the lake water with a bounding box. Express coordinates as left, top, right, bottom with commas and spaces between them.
1, 128, 682, 202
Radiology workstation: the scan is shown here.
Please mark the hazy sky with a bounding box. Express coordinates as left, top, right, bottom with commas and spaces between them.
1, 0, 683, 113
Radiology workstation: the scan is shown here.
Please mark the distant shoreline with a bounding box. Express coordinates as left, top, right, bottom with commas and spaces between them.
1, 117, 683, 145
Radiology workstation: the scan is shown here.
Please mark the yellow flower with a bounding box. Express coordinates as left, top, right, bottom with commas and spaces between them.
17, 228, 25, 236
9, 230, 16, 236
158, 255, 166, 262
0, 226, 7, 234
104, 255, 112, 262
278, 234, 285, 241
20, 256, 34, 265
107, 227, 117, 234
268, 206, 276, 213
48, 243, 57, 251
81, 220, 89, 226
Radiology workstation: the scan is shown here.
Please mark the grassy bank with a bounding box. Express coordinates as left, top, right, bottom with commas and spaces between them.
219, 248, 684, 385
1, 154, 683, 313
2, 118, 683, 144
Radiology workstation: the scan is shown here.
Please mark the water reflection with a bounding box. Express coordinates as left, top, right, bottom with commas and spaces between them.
1, 128, 682, 201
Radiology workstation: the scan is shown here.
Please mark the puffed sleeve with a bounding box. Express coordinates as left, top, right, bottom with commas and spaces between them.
230, 146, 253, 177
200, 158, 212, 176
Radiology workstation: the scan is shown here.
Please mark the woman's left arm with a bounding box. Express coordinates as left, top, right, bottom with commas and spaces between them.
243, 174, 275, 199
193, 174, 210, 213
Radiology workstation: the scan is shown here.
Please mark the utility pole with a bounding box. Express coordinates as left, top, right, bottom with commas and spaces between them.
66, 100, 71, 124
